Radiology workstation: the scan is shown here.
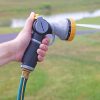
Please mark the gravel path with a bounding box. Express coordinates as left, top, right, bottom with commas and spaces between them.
0, 30, 100, 43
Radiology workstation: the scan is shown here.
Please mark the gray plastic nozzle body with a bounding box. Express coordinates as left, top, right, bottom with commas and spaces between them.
49, 19, 70, 40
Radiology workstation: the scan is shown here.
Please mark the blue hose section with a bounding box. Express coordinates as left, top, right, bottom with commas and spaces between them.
17, 76, 27, 100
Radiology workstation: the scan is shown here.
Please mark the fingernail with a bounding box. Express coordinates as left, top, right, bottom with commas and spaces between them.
29, 12, 35, 19
46, 39, 50, 44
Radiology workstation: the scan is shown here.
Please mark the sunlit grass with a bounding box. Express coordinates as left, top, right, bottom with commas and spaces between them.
0, 0, 100, 20
0, 32, 100, 99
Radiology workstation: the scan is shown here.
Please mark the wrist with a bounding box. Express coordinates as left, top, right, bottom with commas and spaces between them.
12, 39, 21, 62
13, 38, 26, 62
0, 39, 17, 65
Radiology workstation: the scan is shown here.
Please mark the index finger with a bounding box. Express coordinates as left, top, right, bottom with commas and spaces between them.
42, 36, 50, 45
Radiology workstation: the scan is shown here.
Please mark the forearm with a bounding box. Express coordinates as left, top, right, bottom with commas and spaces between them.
0, 40, 16, 66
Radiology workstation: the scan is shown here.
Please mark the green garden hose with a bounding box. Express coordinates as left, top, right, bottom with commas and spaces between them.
17, 70, 30, 100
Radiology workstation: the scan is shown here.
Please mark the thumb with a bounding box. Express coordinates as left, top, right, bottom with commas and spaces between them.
23, 12, 35, 33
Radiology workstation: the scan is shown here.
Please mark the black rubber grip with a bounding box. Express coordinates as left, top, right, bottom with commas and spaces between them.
22, 32, 45, 69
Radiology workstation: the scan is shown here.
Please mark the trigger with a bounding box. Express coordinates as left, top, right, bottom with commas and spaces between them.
47, 33, 55, 46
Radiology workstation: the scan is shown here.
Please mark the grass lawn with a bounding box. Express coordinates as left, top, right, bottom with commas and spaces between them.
0, 32, 100, 100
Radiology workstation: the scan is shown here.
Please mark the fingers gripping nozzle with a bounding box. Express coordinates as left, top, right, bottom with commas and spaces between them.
21, 16, 76, 71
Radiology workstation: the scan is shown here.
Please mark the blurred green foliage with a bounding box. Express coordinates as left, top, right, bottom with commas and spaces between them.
0, 0, 100, 19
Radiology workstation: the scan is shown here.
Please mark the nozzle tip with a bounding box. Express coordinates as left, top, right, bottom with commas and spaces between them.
68, 18, 76, 41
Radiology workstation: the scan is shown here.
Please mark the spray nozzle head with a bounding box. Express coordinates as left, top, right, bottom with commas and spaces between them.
48, 18, 76, 42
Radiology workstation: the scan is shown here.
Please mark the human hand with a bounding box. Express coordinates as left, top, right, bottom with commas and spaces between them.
14, 12, 49, 62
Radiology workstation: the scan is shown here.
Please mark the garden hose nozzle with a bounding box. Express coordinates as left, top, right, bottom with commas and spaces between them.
17, 14, 76, 100
21, 16, 76, 71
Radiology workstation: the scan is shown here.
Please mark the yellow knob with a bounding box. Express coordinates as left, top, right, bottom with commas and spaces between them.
34, 14, 39, 19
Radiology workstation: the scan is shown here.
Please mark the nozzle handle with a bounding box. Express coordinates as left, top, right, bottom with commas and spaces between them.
21, 33, 45, 70
21, 17, 51, 71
